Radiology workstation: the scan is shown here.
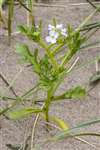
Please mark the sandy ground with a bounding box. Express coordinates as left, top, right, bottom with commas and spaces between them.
0, 0, 100, 150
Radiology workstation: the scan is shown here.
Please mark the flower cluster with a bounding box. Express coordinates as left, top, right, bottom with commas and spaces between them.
45, 24, 67, 44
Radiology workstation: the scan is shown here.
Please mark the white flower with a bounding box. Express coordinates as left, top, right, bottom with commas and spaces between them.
46, 29, 59, 44
46, 23, 67, 44
49, 30, 59, 38
45, 36, 57, 44
56, 24, 63, 30
61, 28, 67, 37
48, 24, 55, 31
36, 25, 39, 28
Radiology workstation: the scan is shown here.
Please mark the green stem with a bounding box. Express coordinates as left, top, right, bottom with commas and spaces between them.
44, 90, 52, 123
51, 43, 65, 55
60, 8, 100, 67
44, 71, 66, 123
60, 50, 72, 67
26, 0, 35, 26
8, 0, 14, 42
21, 83, 40, 98
39, 39, 59, 70
81, 21, 100, 31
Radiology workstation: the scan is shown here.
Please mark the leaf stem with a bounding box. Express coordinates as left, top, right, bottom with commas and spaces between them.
39, 39, 59, 70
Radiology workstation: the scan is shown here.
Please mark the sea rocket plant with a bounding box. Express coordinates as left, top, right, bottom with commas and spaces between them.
45, 24, 67, 44
5, 10, 100, 139
14, 20, 87, 125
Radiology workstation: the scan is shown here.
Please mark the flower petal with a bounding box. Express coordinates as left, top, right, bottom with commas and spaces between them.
48, 24, 55, 31
56, 24, 63, 30
45, 36, 51, 43
61, 28, 67, 37
49, 30, 59, 38
50, 38, 57, 44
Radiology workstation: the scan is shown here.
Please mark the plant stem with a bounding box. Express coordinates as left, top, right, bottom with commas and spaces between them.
60, 50, 72, 67
45, 93, 51, 123
51, 43, 65, 55
44, 70, 67, 124
26, 0, 35, 26
21, 83, 40, 98
39, 39, 59, 70
8, 0, 14, 43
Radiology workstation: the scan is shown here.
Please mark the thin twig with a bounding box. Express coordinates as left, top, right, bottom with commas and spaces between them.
30, 103, 45, 150
87, 0, 97, 9
41, 120, 61, 130
32, 2, 100, 8
95, 60, 99, 72
67, 57, 80, 73
0, 73, 17, 97
75, 136, 98, 149
41, 121, 99, 149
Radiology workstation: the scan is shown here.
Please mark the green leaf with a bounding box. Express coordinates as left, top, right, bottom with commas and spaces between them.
53, 86, 86, 102
49, 115, 69, 130
0, 0, 4, 7
17, 25, 40, 42
65, 86, 86, 99
16, 44, 31, 58
17, 25, 29, 34
16, 44, 40, 73
41, 114, 69, 130
81, 21, 100, 31
16, 43, 32, 63
61, 26, 86, 66
8, 107, 42, 119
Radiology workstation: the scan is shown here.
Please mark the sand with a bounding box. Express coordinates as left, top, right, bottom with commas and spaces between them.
0, 0, 100, 150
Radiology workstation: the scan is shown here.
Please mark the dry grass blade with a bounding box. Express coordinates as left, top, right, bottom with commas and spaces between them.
30, 103, 45, 150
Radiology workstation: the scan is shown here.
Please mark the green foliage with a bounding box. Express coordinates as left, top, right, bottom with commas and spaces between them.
18, 25, 41, 42
0, 0, 4, 8
9, 107, 42, 119
60, 26, 86, 66
41, 114, 69, 130
53, 86, 86, 101
16, 44, 32, 61
64, 86, 86, 99
16, 44, 40, 73
16, 44, 59, 90
67, 25, 85, 53
15, 21, 89, 131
